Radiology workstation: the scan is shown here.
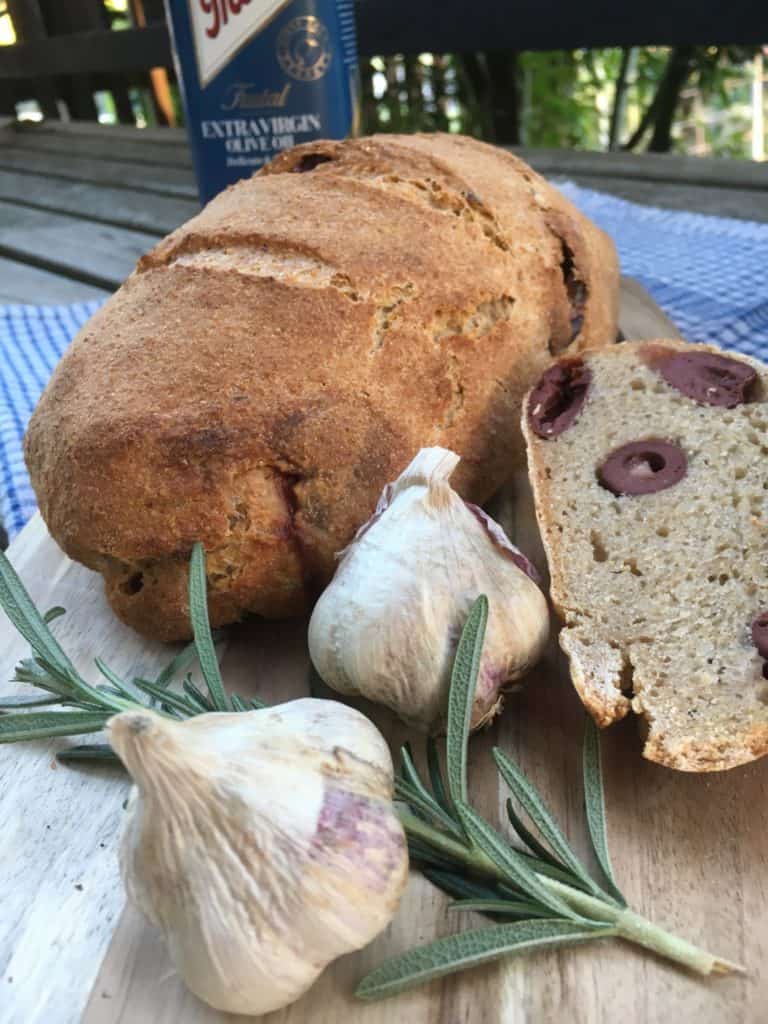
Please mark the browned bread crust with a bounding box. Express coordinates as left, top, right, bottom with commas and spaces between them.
25, 133, 618, 641
523, 340, 768, 771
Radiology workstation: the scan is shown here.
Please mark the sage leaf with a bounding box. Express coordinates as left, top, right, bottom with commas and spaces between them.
188, 544, 229, 711
356, 919, 613, 1000
0, 710, 109, 742
455, 801, 589, 923
494, 748, 607, 900
446, 595, 488, 807
583, 717, 626, 907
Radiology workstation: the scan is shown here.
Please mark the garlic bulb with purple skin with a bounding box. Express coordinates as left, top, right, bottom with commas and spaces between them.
109, 699, 408, 1016
308, 447, 549, 732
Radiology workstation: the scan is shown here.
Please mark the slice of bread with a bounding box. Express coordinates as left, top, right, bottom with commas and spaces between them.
522, 339, 768, 771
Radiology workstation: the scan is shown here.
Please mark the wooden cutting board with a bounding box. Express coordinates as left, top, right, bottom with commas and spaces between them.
1, 281, 765, 1024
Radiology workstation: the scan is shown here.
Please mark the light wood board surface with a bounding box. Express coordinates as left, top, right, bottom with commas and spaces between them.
0, 285, 766, 1024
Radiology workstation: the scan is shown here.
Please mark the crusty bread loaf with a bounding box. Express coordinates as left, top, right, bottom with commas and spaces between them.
523, 340, 768, 771
25, 133, 618, 641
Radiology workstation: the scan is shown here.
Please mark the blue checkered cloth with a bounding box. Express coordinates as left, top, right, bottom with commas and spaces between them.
1, 185, 767, 539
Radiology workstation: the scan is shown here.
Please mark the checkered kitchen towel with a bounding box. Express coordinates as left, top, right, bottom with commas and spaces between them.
1, 185, 767, 539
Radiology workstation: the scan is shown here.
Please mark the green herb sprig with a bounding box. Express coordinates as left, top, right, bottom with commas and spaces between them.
357, 595, 743, 1001
0, 549, 744, 991
0, 542, 261, 755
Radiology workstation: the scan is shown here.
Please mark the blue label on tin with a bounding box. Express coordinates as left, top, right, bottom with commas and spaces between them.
165, 0, 359, 204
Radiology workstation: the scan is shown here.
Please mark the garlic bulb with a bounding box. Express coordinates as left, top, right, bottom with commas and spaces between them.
108, 699, 408, 1016
308, 447, 549, 732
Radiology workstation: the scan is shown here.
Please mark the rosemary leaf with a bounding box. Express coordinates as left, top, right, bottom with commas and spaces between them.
133, 678, 195, 717
427, 737, 452, 814
13, 658, 71, 697
0, 551, 78, 677
230, 694, 249, 713
446, 595, 488, 808
512, 856, 591, 892
407, 840, 461, 873
356, 919, 614, 1000
249, 697, 266, 710
155, 641, 198, 690
182, 679, 214, 713
188, 544, 229, 712
0, 710, 109, 742
455, 801, 590, 923
57, 744, 122, 764
0, 694, 64, 709
448, 898, 553, 919
494, 748, 607, 901
43, 607, 66, 625
36, 653, 130, 714
505, 797, 566, 868
421, 868, 502, 903
95, 659, 142, 704
583, 717, 627, 907
396, 780, 462, 838
399, 747, 464, 838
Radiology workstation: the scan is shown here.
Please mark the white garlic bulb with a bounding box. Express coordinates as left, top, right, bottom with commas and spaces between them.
109, 699, 408, 1016
308, 447, 549, 732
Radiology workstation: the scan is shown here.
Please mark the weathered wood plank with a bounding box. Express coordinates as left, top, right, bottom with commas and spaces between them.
0, 201, 156, 290
14, 119, 188, 146
0, 170, 198, 235
0, 147, 196, 199
0, 517, 176, 1024
551, 173, 768, 223
518, 147, 768, 191
0, 256, 109, 303
10, 132, 194, 171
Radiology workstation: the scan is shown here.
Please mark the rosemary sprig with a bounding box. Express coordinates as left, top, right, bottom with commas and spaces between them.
0, 548, 745, 989
356, 596, 744, 1001
0, 542, 251, 754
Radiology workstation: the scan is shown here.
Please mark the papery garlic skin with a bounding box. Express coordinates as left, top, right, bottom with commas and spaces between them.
308, 447, 549, 732
109, 700, 408, 1016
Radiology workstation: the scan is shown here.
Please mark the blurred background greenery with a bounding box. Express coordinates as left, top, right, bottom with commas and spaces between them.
1, 0, 765, 159
359, 47, 766, 160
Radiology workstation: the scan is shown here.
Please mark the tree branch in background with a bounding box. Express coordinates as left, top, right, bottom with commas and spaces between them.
458, 52, 496, 141
647, 45, 697, 151
622, 45, 696, 152
608, 47, 635, 151
484, 51, 521, 145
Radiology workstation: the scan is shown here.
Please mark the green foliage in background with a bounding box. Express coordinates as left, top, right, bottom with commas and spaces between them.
360, 45, 765, 159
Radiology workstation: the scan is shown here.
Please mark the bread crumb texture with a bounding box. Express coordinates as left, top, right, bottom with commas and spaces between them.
524, 339, 768, 771
24, 133, 618, 641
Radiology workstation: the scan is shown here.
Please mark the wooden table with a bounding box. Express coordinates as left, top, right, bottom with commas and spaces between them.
0, 120, 766, 1024
2, 117, 768, 305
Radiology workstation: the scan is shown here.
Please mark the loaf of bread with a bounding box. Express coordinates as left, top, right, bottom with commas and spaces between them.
523, 340, 768, 771
25, 133, 618, 641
